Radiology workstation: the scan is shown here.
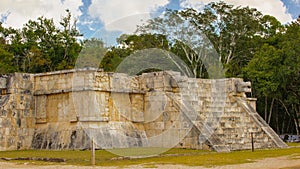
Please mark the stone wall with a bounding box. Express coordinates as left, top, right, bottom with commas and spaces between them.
0, 73, 35, 151
0, 69, 287, 152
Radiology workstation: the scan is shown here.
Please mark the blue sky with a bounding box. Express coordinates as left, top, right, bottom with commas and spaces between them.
0, 0, 299, 46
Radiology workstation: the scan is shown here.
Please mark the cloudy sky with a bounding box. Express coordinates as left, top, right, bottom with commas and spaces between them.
0, 0, 299, 45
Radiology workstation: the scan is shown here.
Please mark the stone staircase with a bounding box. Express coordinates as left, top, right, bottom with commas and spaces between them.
167, 90, 288, 152
166, 92, 230, 152
234, 96, 288, 148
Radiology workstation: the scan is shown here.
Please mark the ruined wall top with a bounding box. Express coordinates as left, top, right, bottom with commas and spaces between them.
0, 68, 252, 97
32, 68, 252, 96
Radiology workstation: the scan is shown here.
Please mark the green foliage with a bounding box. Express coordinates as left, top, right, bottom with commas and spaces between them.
76, 38, 107, 68
137, 9, 213, 78
100, 46, 131, 72
0, 10, 82, 73
0, 24, 17, 73
244, 44, 282, 96
0, 45, 16, 74
179, 2, 281, 77
100, 34, 170, 72
136, 2, 282, 78
243, 21, 300, 135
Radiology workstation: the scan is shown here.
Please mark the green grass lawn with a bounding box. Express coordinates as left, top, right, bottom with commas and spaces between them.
0, 147, 299, 167
286, 142, 300, 147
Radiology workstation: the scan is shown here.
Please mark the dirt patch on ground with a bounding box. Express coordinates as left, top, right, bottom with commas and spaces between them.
0, 155, 299, 169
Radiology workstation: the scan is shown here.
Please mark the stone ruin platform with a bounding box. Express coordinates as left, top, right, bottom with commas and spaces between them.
0, 68, 287, 152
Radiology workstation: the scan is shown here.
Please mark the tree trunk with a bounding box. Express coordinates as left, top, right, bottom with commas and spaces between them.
193, 67, 197, 78
293, 105, 300, 136
287, 118, 291, 133
267, 98, 274, 124
278, 99, 292, 134
293, 118, 299, 136
265, 96, 268, 121
276, 105, 279, 133
282, 112, 286, 134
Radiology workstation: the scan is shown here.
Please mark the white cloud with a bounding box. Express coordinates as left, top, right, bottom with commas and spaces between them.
88, 0, 169, 33
292, 0, 300, 4
0, 0, 83, 29
180, 0, 293, 23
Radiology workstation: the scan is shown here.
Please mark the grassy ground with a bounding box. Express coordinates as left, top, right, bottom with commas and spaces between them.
0, 146, 299, 167
286, 142, 300, 147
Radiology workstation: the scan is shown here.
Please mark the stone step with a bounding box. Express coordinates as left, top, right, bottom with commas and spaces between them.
212, 145, 230, 152
166, 93, 230, 153
234, 97, 288, 149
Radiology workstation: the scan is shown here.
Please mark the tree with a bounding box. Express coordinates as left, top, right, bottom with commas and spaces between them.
56, 10, 82, 70
138, 2, 282, 77
137, 9, 217, 78
181, 2, 284, 77
0, 45, 16, 74
5, 10, 82, 73
279, 21, 300, 135
244, 21, 300, 135
0, 23, 17, 73
75, 38, 107, 68
243, 44, 282, 123
100, 34, 170, 72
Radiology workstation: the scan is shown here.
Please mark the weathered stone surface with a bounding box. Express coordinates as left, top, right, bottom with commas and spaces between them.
0, 73, 35, 151
0, 69, 287, 152
0, 77, 7, 89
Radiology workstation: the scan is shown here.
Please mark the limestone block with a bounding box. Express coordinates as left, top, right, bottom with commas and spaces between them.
0, 77, 7, 89
145, 80, 154, 90
36, 95, 46, 119
130, 77, 139, 89
182, 137, 195, 148
5, 128, 10, 135
171, 121, 182, 129
165, 121, 176, 129
131, 111, 144, 122
147, 122, 164, 130
145, 129, 157, 137
110, 73, 132, 92
72, 74, 85, 88
111, 93, 132, 120
156, 121, 167, 129
144, 92, 167, 122
130, 94, 144, 110
153, 79, 164, 89
162, 75, 172, 89
95, 73, 110, 90
84, 73, 94, 83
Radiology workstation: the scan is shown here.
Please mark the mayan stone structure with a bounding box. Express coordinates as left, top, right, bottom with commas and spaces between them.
0, 68, 287, 152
